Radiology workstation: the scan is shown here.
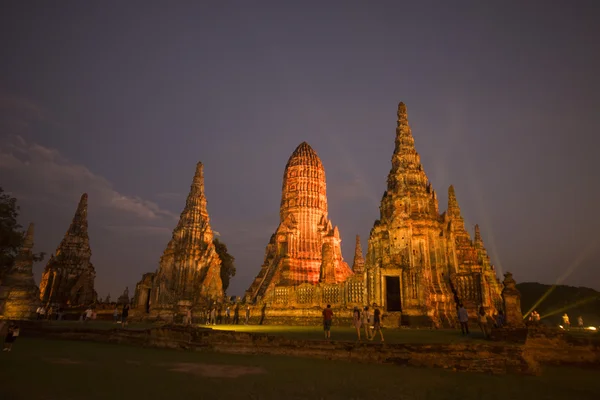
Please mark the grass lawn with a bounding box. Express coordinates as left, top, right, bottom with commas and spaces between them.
1, 338, 598, 400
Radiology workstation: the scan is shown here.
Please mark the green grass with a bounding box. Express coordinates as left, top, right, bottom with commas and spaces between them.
0, 338, 598, 400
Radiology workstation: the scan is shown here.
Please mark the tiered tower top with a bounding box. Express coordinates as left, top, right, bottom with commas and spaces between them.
280, 142, 328, 221
54, 193, 91, 259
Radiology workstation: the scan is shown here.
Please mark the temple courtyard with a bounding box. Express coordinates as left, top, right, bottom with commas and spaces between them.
1, 336, 599, 400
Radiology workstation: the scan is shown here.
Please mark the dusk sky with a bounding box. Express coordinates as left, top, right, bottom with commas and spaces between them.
1, 1, 599, 299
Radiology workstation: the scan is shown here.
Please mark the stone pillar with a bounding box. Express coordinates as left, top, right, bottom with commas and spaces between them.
501, 272, 524, 327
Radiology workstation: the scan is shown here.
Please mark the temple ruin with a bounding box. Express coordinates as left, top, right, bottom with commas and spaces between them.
364, 102, 502, 326
245, 142, 356, 320
39, 193, 97, 306
0, 223, 41, 319
243, 103, 502, 326
134, 162, 223, 318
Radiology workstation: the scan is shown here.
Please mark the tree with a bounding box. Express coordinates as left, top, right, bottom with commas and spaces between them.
213, 238, 236, 293
0, 187, 44, 276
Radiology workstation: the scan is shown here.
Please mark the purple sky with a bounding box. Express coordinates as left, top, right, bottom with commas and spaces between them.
1, 1, 599, 299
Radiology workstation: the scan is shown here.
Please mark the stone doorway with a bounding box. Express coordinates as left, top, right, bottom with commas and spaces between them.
385, 276, 402, 311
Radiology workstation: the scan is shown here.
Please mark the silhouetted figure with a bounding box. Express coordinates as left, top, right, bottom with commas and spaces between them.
233, 305, 240, 325
562, 313, 570, 330
259, 304, 267, 325
122, 304, 130, 327
322, 304, 334, 339
478, 305, 489, 338
369, 304, 384, 342
458, 304, 469, 335
2, 322, 19, 352
495, 310, 504, 328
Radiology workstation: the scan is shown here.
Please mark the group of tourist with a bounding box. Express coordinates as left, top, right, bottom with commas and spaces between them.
189, 304, 253, 326
560, 313, 585, 330
35, 305, 64, 321
111, 304, 130, 326
457, 303, 506, 339
322, 303, 385, 342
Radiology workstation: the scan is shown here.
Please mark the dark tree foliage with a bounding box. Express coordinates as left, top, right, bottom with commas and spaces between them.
213, 238, 236, 293
0, 187, 44, 276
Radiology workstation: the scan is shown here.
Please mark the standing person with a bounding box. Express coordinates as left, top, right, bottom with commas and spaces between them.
478, 305, 489, 338
84, 307, 93, 323
562, 313, 570, 329
244, 306, 250, 325
2, 323, 19, 352
578, 316, 584, 329
322, 304, 334, 339
494, 310, 505, 328
210, 307, 217, 325
352, 307, 362, 340
370, 305, 384, 342
225, 306, 231, 324
122, 304, 130, 327
113, 306, 119, 323
458, 304, 469, 335
362, 306, 372, 340
233, 305, 240, 325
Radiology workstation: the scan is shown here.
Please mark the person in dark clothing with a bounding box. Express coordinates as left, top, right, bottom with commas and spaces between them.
369, 305, 384, 342
322, 304, 334, 339
2, 322, 19, 352
121, 304, 130, 327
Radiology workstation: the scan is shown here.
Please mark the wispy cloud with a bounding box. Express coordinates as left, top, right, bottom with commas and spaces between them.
0, 134, 178, 225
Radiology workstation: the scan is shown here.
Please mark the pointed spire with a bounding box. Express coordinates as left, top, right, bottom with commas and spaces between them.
394, 101, 415, 149
22, 223, 34, 251
397, 102, 408, 127
193, 162, 204, 187
447, 185, 460, 218
13, 222, 35, 272
66, 193, 89, 237
352, 235, 365, 274
383, 101, 437, 218
474, 224, 483, 245
183, 161, 209, 219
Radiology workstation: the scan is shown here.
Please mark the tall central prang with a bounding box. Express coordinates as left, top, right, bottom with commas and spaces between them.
246, 142, 353, 302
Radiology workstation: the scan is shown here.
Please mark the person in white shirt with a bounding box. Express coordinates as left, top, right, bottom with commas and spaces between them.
84, 308, 93, 323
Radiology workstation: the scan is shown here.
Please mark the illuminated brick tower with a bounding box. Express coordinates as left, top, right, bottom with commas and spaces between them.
246, 142, 353, 301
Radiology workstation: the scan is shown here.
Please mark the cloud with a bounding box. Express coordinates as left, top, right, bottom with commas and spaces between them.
0, 134, 178, 227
